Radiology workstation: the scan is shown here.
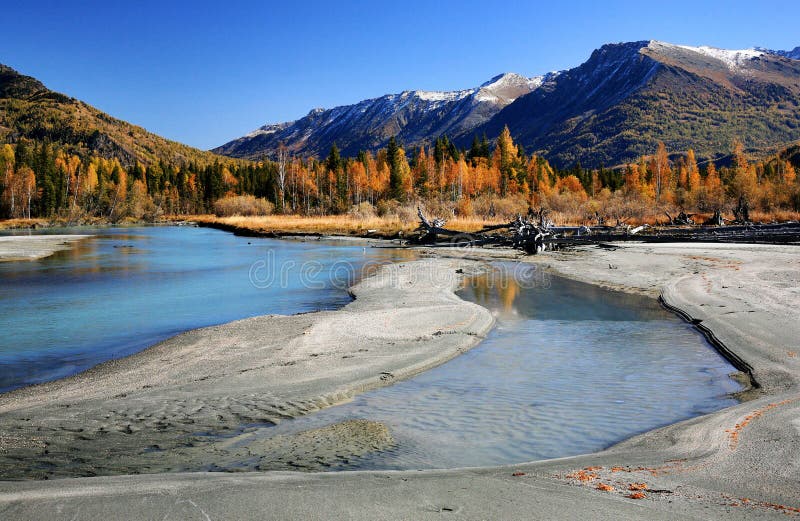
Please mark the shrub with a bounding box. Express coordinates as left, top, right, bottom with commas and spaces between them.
347, 201, 377, 219
456, 196, 473, 217
472, 194, 528, 220
376, 199, 418, 221
213, 195, 275, 217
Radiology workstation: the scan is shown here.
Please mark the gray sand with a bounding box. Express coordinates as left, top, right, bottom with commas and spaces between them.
0, 235, 89, 262
1, 243, 799, 519
0, 259, 493, 478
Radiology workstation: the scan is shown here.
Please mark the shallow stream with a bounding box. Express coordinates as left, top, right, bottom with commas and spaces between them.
0, 227, 741, 469
236, 263, 742, 469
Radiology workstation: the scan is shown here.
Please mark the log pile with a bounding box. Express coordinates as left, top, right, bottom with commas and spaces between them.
665, 210, 695, 225
415, 207, 557, 253
412, 207, 800, 254
704, 209, 725, 226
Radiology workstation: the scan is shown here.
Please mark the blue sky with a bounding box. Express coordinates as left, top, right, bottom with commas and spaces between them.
3, 0, 799, 150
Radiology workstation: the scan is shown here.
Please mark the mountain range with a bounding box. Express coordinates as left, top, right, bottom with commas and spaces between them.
212, 72, 554, 160
2, 40, 799, 170
216, 40, 800, 168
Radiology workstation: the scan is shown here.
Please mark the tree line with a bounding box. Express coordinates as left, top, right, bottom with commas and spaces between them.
1, 127, 798, 222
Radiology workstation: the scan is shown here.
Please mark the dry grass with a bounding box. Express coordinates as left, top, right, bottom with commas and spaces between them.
170, 206, 800, 239
213, 195, 275, 217
176, 214, 501, 236
6, 205, 798, 236
749, 210, 800, 223
0, 218, 49, 230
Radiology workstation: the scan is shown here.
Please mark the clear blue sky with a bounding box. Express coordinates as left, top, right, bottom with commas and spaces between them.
3, 0, 799, 150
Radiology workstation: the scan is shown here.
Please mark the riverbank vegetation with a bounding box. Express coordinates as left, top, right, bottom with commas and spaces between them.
187, 214, 495, 237
2, 128, 799, 229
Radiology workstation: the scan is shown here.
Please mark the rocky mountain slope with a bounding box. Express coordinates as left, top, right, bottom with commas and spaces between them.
473, 41, 800, 167
217, 41, 800, 168
213, 72, 552, 159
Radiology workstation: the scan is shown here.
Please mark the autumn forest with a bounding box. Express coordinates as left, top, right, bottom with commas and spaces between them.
1, 126, 799, 226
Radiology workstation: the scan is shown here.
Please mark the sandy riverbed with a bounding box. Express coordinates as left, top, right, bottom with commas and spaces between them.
0, 235, 89, 262
0, 258, 493, 478
1, 242, 799, 519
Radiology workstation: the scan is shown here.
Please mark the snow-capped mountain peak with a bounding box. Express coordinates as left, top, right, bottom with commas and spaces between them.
402, 72, 547, 105
215, 71, 548, 159
480, 72, 525, 89
647, 41, 764, 69
475, 72, 555, 104
215, 38, 800, 165
411, 88, 474, 103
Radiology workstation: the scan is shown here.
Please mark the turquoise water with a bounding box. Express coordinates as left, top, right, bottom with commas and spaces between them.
0, 229, 741, 469
244, 264, 742, 470
0, 226, 413, 393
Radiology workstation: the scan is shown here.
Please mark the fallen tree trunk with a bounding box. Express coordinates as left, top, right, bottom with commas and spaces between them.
411, 208, 800, 253
414, 208, 556, 254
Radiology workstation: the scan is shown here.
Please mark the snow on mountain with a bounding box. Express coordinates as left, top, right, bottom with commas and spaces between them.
245, 125, 283, 138
648, 41, 763, 69
412, 89, 473, 103
215, 39, 800, 164
215, 72, 547, 159
474, 72, 559, 103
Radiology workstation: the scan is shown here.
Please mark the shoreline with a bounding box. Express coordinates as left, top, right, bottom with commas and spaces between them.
0, 236, 798, 518
0, 257, 494, 478
0, 235, 89, 262
658, 294, 761, 399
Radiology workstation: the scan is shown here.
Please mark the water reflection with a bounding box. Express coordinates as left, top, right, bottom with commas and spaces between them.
463, 268, 524, 313
0, 227, 416, 393
246, 263, 742, 471
462, 263, 668, 322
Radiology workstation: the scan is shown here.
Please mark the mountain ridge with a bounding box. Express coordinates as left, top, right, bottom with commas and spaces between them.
0, 63, 237, 167
474, 40, 800, 167
216, 40, 800, 167
212, 72, 554, 159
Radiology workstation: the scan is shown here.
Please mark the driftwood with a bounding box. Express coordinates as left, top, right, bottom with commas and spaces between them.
665, 210, 695, 226
704, 209, 725, 226
415, 207, 555, 254
412, 206, 800, 253
507, 215, 551, 254
416, 207, 462, 243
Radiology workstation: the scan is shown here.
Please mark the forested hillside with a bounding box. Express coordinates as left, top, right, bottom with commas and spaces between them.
2, 62, 798, 225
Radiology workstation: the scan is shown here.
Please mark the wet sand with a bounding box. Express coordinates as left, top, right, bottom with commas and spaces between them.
1, 243, 799, 519
0, 235, 88, 262
0, 258, 493, 478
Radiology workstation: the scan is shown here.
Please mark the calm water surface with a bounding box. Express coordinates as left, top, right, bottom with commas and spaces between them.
0, 226, 414, 392
0, 229, 740, 469
248, 264, 742, 469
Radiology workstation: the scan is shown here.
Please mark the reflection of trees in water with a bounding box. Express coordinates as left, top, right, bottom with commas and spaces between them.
461, 263, 670, 322
500, 279, 518, 312
463, 270, 521, 313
